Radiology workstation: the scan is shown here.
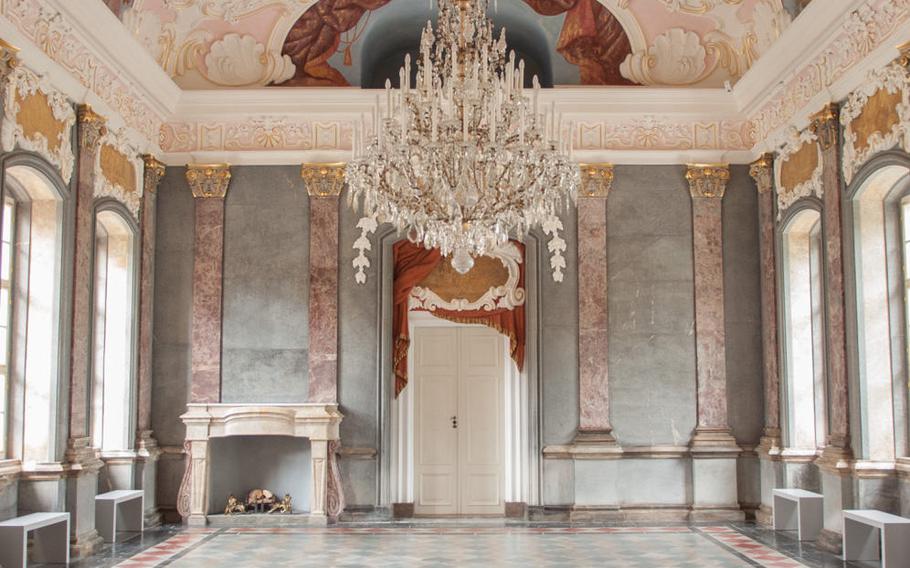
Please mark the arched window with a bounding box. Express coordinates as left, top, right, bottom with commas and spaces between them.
1, 163, 67, 464
851, 164, 910, 462
781, 207, 827, 452
90, 207, 137, 454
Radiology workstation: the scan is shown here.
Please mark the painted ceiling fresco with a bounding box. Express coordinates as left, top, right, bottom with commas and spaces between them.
118, 0, 794, 89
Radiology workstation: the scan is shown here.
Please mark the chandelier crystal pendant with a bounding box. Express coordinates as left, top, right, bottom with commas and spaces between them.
345, 0, 579, 274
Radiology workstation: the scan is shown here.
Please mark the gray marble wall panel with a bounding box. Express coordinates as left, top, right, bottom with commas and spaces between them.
221, 166, 309, 402
608, 165, 696, 445
723, 166, 763, 445
0, 482, 17, 521
151, 167, 193, 514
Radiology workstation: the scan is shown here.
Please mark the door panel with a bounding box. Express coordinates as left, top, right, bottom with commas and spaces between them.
414, 325, 504, 516
414, 328, 459, 515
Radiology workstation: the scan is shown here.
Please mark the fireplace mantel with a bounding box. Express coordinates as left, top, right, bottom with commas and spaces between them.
178, 403, 343, 526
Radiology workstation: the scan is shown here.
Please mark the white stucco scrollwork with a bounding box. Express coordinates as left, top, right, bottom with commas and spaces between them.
1, 65, 76, 183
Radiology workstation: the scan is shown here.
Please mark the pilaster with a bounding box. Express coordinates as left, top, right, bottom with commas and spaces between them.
810, 103, 854, 552
301, 164, 343, 403
685, 164, 742, 521
187, 164, 231, 404
575, 164, 615, 445
750, 154, 784, 524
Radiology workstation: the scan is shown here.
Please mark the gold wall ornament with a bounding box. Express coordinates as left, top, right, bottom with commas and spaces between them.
301, 162, 345, 197
77, 104, 107, 149
0, 39, 20, 82
686, 164, 730, 199
224, 494, 245, 515
898, 39, 910, 70
1, 65, 76, 183
579, 164, 614, 198
809, 103, 839, 150
774, 128, 823, 214
186, 163, 231, 199
142, 155, 166, 193
749, 154, 774, 194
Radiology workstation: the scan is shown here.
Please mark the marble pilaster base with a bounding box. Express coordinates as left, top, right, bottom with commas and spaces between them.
757, 453, 783, 525
817, 466, 853, 554
690, 431, 742, 520
817, 528, 843, 555
136, 432, 162, 527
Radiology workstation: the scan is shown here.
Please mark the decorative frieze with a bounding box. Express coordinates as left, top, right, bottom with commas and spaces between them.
95, 128, 144, 216
841, 61, 910, 185
301, 163, 345, 197
186, 164, 232, 199
1, 65, 76, 182
686, 164, 729, 198
775, 128, 823, 214
0, 39, 20, 82
579, 163, 614, 198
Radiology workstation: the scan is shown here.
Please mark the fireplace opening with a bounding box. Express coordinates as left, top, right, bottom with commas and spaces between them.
207, 436, 311, 515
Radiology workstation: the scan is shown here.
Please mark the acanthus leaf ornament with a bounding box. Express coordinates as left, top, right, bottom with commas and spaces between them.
186, 163, 232, 199
749, 153, 774, 194
345, 0, 578, 276
143, 154, 167, 193
686, 164, 730, 199
352, 215, 378, 285
1, 65, 76, 183
542, 215, 568, 283
809, 103, 839, 151
580, 164, 614, 198
301, 163, 345, 197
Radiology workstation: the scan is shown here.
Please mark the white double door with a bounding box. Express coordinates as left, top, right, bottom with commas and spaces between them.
413, 325, 505, 516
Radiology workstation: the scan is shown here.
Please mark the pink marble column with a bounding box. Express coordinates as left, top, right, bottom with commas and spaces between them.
301, 164, 344, 403
750, 155, 782, 451
186, 165, 232, 404
686, 165, 737, 447
68, 105, 107, 449
575, 164, 615, 444
811, 104, 853, 465
137, 156, 165, 436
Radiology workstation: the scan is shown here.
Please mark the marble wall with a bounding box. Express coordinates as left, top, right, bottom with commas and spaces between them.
152, 163, 765, 515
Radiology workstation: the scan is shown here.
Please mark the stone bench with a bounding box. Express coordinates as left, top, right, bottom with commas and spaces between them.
772, 488, 823, 541
843, 509, 910, 568
0, 512, 70, 567
95, 489, 144, 543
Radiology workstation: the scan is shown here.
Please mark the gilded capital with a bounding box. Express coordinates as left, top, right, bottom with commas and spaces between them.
686, 164, 729, 199
809, 103, 839, 150
301, 163, 345, 197
77, 104, 107, 149
142, 155, 166, 194
898, 39, 910, 70
579, 163, 614, 198
0, 39, 20, 82
749, 154, 774, 194
186, 164, 231, 199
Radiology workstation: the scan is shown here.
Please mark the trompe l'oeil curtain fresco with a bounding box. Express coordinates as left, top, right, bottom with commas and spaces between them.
392, 240, 527, 397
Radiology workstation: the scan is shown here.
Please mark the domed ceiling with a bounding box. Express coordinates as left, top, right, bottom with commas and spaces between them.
117, 0, 794, 89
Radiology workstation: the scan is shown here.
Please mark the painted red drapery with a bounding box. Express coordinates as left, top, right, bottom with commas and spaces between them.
392, 240, 526, 396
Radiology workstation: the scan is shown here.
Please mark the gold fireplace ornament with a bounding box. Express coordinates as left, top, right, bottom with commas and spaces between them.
223, 489, 292, 515
268, 494, 292, 514
224, 494, 245, 515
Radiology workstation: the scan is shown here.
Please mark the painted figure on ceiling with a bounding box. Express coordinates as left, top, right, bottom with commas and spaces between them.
277, 0, 632, 87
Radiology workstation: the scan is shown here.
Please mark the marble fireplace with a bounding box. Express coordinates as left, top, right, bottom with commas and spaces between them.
178, 403, 343, 526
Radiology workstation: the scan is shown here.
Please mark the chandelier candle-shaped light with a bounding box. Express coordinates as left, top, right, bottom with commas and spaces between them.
346, 0, 579, 274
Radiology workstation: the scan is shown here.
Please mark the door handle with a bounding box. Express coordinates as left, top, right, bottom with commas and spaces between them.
451, 416, 458, 429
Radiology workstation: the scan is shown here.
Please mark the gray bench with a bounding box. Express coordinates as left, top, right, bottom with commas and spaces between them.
0, 512, 70, 567
95, 489, 144, 543
843, 509, 910, 568
772, 488, 823, 541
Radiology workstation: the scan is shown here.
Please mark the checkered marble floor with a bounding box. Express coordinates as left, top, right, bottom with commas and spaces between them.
87, 525, 834, 568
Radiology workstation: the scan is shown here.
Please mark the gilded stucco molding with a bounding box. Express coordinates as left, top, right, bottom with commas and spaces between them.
95, 127, 144, 217
161, 119, 354, 154
77, 104, 107, 149
751, 1, 910, 144
0, 39, 20, 83
542, 215, 568, 283
579, 163, 614, 198
1, 65, 76, 182
686, 164, 730, 198
410, 241, 526, 312
186, 163, 231, 199
749, 153, 774, 194
774, 128, 823, 215
809, 103, 839, 151
301, 162, 345, 197
2, 0, 162, 146
841, 62, 910, 185
142, 154, 167, 193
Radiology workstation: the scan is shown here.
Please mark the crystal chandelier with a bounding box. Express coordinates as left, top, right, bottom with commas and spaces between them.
345, 0, 579, 274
